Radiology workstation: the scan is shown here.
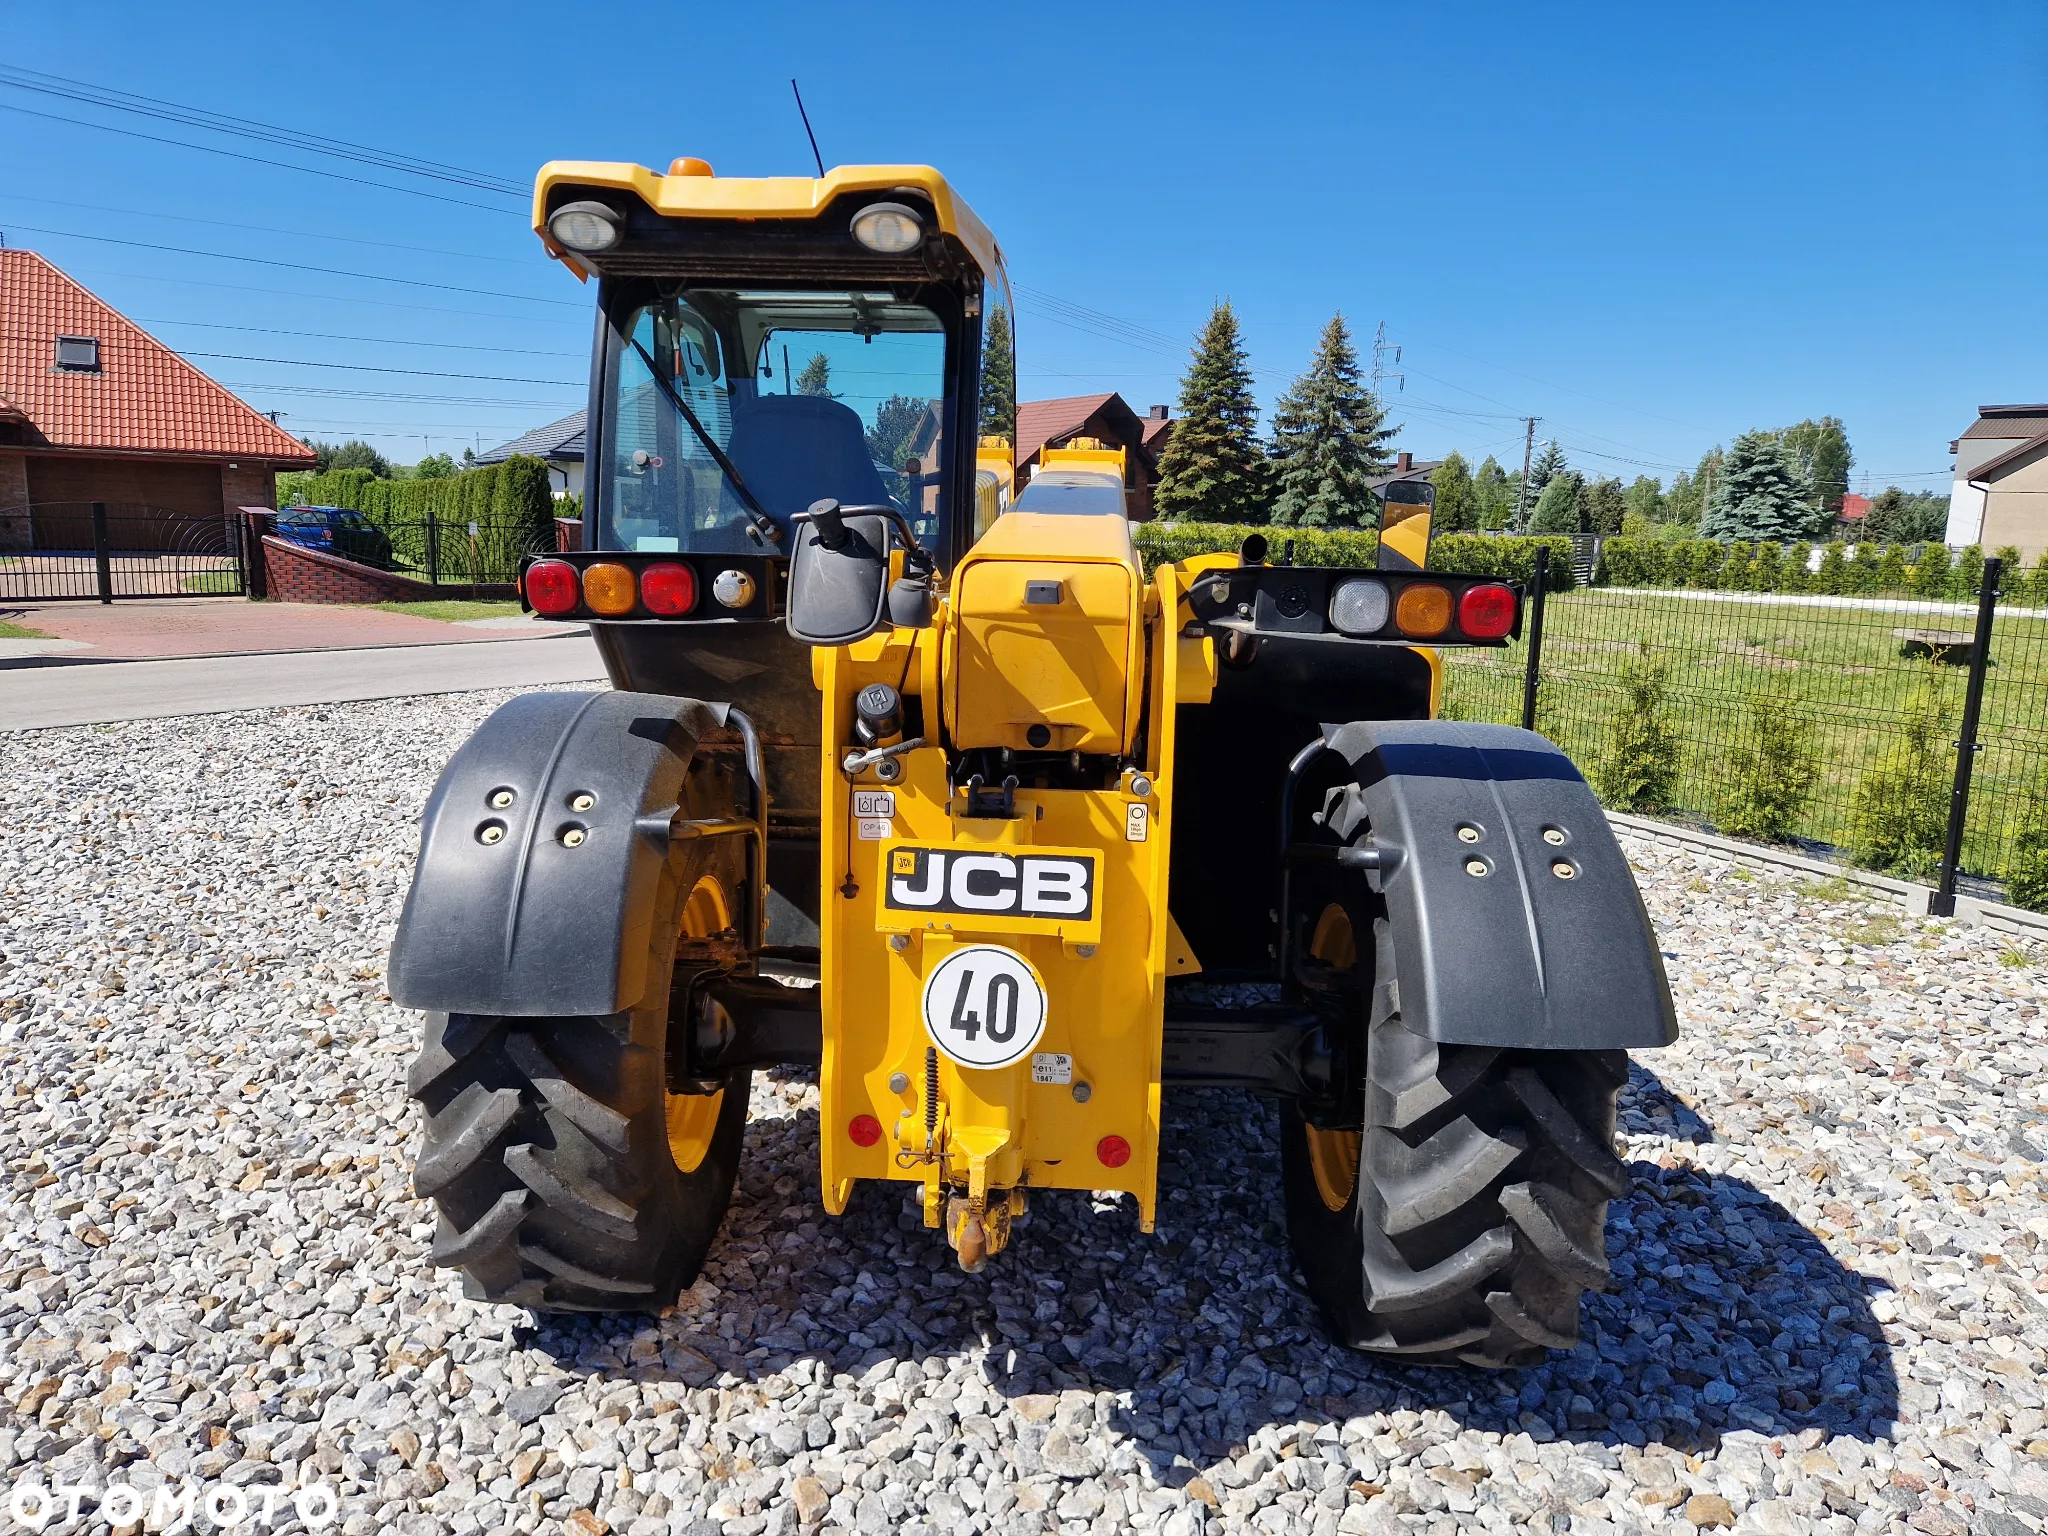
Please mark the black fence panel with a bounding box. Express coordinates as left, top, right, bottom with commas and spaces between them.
0, 502, 245, 601
303, 515, 556, 587
1440, 575, 2048, 901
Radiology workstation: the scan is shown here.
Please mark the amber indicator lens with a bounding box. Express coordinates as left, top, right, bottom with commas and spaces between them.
639, 562, 697, 616
1394, 582, 1453, 637
1457, 583, 1517, 639
525, 559, 581, 616
581, 562, 637, 616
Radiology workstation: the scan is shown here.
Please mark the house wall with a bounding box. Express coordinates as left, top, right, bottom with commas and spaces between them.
1981, 452, 2048, 561
0, 452, 27, 552
220, 463, 277, 520
1947, 477, 1986, 547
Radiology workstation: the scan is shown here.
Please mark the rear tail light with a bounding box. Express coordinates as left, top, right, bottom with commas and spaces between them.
639, 562, 697, 616
1394, 582, 1453, 638
848, 1114, 883, 1147
1096, 1135, 1132, 1168
581, 562, 637, 616
526, 559, 580, 616
1458, 583, 1517, 639
1329, 577, 1391, 636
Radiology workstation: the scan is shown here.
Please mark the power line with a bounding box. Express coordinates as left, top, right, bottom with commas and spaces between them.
0, 65, 528, 196
0, 191, 537, 266
173, 350, 579, 386
0, 102, 517, 215
131, 317, 579, 359
5, 223, 577, 307
54, 264, 588, 324
220, 382, 576, 408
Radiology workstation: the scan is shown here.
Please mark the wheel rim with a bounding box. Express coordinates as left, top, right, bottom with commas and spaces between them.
665, 875, 730, 1174
1303, 902, 1362, 1212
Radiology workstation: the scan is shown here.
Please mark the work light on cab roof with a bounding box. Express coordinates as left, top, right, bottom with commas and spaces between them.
386, 148, 1677, 1377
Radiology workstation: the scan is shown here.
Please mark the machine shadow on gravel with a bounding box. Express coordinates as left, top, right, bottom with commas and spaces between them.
515, 1073, 1896, 1476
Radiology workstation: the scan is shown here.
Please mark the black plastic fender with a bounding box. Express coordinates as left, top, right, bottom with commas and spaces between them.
388, 690, 730, 1017
1318, 719, 1677, 1051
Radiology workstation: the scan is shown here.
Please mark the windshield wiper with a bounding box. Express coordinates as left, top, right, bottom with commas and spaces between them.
627, 337, 783, 546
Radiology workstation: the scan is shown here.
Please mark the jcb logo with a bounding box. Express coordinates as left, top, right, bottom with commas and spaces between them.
885, 847, 1096, 921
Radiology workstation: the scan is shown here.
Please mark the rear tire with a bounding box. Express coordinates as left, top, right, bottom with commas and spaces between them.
1281, 903, 1629, 1366
408, 836, 750, 1312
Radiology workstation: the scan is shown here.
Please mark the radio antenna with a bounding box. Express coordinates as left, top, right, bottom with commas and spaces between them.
791, 79, 825, 178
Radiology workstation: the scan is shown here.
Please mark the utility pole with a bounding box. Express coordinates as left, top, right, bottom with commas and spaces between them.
1370, 321, 1405, 394
1512, 416, 1539, 531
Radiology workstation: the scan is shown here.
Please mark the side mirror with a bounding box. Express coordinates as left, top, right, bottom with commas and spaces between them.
787, 500, 891, 646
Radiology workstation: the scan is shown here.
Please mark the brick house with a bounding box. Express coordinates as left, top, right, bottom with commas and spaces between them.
1015, 393, 1167, 520
0, 249, 314, 549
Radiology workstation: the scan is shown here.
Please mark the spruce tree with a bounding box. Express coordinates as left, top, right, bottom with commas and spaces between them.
1518, 440, 1567, 528
1700, 431, 1814, 542
978, 306, 1016, 442
796, 353, 834, 397
1529, 469, 1585, 532
1430, 451, 1476, 532
1154, 301, 1267, 523
1473, 456, 1514, 529
1265, 314, 1393, 528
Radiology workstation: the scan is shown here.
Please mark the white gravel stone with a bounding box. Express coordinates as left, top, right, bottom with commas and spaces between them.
2, 691, 2045, 1535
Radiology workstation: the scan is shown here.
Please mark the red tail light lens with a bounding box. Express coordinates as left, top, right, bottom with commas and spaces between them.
848, 1114, 883, 1147
1096, 1135, 1132, 1168
526, 559, 580, 616
1458, 583, 1517, 639
639, 562, 697, 616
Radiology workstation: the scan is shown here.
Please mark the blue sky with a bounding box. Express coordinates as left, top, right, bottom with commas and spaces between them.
4, 0, 2042, 490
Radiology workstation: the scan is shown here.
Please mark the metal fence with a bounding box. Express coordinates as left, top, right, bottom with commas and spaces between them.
1443, 551, 2047, 906
349, 516, 555, 587
0, 502, 245, 601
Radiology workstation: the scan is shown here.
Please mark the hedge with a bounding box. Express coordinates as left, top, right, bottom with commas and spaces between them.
275, 457, 556, 578
1130, 523, 1577, 591
1592, 537, 2020, 603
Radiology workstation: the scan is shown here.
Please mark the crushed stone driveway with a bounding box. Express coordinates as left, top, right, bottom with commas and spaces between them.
0, 690, 2044, 1536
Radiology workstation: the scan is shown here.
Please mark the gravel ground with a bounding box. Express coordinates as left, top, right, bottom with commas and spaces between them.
2, 690, 2045, 1536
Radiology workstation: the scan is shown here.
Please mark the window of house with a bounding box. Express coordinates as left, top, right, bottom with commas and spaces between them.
53, 336, 101, 372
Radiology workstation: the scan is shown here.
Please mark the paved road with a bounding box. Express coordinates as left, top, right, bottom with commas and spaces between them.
1, 631, 608, 729
0, 595, 577, 661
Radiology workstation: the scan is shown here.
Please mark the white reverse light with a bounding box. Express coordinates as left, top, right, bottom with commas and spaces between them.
1330, 577, 1392, 635
850, 202, 924, 254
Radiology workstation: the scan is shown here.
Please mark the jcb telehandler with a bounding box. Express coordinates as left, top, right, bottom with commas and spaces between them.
390, 159, 1675, 1367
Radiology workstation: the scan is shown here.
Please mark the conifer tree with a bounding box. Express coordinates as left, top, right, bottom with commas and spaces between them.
1265, 314, 1393, 528
1700, 431, 1815, 542
978, 306, 1016, 442
1154, 301, 1267, 523
795, 353, 835, 398
1430, 451, 1476, 532
1473, 456, 1515, 529
1517, 440, 1568, 528
1529, 469, 1586, 532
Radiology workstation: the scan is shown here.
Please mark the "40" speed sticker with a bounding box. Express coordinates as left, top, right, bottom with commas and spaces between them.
920, 944, 1048, 1070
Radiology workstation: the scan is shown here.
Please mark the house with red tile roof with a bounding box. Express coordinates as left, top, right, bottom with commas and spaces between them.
0, 248, 313, 549
1015, 392, 1168, 520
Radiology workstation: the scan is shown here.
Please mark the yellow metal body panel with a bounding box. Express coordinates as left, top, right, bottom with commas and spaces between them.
532, 161, 1002, 283
945, 513, 1145, 756
816, 532, 1184, 1234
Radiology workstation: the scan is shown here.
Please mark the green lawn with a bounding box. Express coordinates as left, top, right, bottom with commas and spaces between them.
180, 571, 243, 594
0, 618, 49, 640
373, 599, 524, 622
1439, 588, 2048, 882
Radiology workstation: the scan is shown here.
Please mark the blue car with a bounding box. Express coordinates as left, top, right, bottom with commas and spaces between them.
275, 506, 394, 567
